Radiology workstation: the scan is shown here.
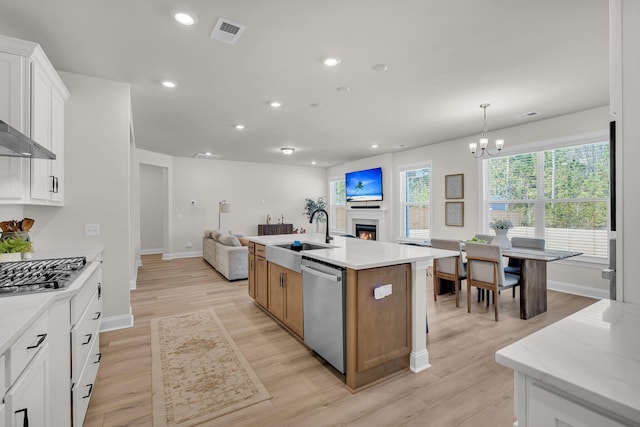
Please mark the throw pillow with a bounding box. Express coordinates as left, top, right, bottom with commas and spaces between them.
204, 229, 213, 237
237, 237, 250, 246
219, 235, 242, 247
211, 230, 225, 241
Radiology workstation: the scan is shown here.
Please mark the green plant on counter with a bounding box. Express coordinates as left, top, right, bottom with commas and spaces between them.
489, 219, 513, 230
466, 236, 487, 243
303, 196, 326, 222
0, 236, 33, 253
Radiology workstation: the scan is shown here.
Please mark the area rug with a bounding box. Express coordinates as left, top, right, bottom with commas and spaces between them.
151, 310, 271, 426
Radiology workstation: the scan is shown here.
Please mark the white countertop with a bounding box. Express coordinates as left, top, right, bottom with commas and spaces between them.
0, 247, 103, 355
495, 299, 640, 423
247, 233, 457, 269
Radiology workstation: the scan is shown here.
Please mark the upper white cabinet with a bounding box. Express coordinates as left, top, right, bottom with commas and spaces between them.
0, 34, 69, 205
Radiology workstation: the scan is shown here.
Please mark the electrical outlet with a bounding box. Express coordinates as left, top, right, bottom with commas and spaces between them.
186, 240, 193, 248
85, 224, 101, 236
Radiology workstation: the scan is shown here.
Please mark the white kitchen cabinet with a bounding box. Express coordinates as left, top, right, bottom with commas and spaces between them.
71, 266, 102, 427
4, 345, 49, 427
0, 34, 69, 205
0, 402, 5, 427
0, 49, 30, 202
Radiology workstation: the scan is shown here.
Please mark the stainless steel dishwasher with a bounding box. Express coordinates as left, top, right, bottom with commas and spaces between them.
301, 256, 346, 374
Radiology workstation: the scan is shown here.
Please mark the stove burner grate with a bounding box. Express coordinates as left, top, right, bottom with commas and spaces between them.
0, 256, 87, 296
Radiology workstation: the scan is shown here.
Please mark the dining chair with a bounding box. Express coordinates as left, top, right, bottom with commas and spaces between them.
430, 238, 466, 307
504, 237, 545, 276
465, 242, 520, 321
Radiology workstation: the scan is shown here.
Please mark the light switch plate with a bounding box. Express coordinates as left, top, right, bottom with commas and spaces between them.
85, 224, 100, 236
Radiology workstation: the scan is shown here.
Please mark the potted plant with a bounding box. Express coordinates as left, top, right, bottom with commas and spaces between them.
304, 197, 326, 232
0, 235, 33, 262
489, 219, 513, 249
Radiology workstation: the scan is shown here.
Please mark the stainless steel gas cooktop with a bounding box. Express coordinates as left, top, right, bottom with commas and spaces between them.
0, 256, 87, 297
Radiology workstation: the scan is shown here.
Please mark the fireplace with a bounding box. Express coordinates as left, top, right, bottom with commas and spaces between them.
355, 223, 377, 240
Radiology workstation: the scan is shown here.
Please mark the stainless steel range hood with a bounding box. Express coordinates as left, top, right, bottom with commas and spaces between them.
0, 120, 56, 159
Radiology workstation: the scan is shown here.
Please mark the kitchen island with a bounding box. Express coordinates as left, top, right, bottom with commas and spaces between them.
246, 233, 457, 391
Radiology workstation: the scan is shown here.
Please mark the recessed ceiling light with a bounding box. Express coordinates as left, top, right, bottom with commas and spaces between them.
322, 57, 341, 67
371, 144, 379, 149
280, 147, 295, 155
372, 64, 388, 72
309, 103, 323, 108
336, 86, 350, 93
162, 81, 176, 88
194, 152, 221, 159
234, 124, 245, 130
173, 11, 197, 26
311, 160, 317, 165
270, 101, 282, 108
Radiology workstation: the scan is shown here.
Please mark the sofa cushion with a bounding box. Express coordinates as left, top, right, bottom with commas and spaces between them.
211, 229, 226, 241
219, 235, 242, 247
204, 229, 213, 237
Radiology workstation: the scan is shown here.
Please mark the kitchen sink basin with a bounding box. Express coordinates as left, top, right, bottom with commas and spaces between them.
274, 242, 331, 252
266, 242, 335, 272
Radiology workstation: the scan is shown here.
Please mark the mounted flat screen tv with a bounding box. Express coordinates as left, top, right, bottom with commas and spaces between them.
345, 167, 383, 202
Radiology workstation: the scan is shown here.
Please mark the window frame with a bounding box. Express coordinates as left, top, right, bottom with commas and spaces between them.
479, 130, 610, 265
328, 176, 346, 233
397, 161, 433, 241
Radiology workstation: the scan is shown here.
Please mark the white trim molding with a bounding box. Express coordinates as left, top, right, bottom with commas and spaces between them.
548, 280, 609, 300
162, 250, 202, 260
100, 306, 134, 332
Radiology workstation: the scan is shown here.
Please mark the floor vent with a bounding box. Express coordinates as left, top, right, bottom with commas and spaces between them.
210, 18, 245, 45
516, 111, 540, 120
194, 153, 221, 160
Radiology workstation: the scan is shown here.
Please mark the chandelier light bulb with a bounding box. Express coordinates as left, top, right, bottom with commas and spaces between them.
496, 139, 505, 150
470, 103, 505, 158
469, 142, 478, 154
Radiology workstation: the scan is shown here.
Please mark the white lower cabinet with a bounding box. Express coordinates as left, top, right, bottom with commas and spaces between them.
4, 344, 49, 427
0, 403, 5, 427
516, 373, 634, 427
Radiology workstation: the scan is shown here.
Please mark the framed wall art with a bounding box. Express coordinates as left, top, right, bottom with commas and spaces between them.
445, 202, 464, 226
445, 173, 464, 199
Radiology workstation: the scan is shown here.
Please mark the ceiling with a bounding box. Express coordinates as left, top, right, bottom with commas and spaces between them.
0, 0, 609, 167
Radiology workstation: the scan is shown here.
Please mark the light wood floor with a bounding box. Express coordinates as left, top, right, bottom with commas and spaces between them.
84, 254, 596, 427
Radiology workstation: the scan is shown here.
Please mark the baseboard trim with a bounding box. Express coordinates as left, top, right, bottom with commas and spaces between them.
100, 308, 134, 332
548, 280, 608, 300
162, 250, 203, 260
140, 248, 163, 255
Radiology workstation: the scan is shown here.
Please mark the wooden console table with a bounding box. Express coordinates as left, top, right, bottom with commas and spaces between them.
258, 223, 293, 235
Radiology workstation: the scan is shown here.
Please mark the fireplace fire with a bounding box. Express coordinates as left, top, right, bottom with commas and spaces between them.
355, 223, 377, 240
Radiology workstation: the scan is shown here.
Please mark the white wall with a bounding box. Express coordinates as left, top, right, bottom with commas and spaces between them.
133, 150, 327, 259
24, 71, 132, 328
169, 157, 327, 257
139, 163, 165, 253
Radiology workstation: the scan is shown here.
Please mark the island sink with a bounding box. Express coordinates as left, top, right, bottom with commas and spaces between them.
274, 242, 331, 252
266, 241, 334, 272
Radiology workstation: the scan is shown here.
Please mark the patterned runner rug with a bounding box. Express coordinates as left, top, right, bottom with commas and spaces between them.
151, 310, 271, 426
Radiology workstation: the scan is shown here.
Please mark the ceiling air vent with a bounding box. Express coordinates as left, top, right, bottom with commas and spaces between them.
194, 153, 221, 160
516, 111, 540, 120
210, 18, 245, 45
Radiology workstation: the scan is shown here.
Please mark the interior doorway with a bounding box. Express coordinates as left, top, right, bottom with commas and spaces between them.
140, 164, 167, 255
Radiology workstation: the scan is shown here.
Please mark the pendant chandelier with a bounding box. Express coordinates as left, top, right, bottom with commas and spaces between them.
469, 103, 504, 158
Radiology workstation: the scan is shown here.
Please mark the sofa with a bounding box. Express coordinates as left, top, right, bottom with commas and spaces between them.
202, 230, 248, 281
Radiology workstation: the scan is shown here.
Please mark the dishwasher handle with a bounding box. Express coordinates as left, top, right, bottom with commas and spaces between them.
301, 265, 342, 282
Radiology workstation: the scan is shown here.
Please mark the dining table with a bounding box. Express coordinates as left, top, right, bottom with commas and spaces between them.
500, 247, 582, 319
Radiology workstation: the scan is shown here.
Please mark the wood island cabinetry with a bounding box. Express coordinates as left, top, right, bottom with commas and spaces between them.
252, 244, 269, 309
346, 264, 411, 391
267, 263, 303, 338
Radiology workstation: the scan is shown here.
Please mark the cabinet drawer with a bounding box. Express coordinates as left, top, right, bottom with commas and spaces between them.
8, 311, 48, 385
72, 335, 101, 427
4, 344, 49, 427
71, 288, 101, 383
255, 244, 266, 257
71, 266, 102, 325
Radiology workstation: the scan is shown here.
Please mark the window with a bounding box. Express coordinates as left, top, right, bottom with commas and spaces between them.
399, 164, 432, 239
482, 141, 609, 259
329, 178, 346, 232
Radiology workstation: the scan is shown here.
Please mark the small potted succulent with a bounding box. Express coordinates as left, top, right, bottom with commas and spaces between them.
0, 236, 33, 262
489, 219, 513, 249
